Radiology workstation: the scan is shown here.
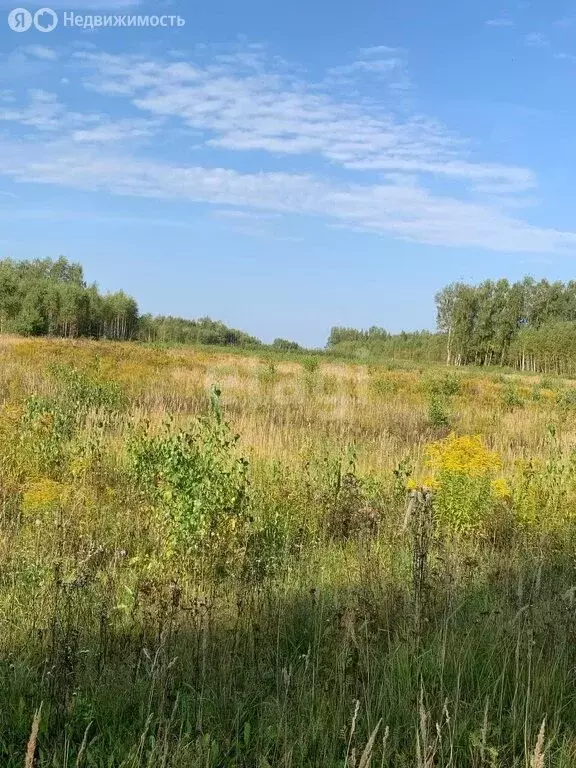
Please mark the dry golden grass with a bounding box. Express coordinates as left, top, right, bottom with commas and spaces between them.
1, 336, 576, 766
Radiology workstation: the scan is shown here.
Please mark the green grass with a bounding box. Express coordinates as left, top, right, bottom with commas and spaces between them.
1, 335, 575, 766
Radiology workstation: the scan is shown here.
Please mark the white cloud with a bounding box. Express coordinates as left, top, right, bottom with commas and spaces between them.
555, 52, 576, 63
0, 90, 64, 131
325, 52, 412, 90
21, 46, 59, 61
485, 18, 514, 27
70, 118, 161, 143
358, 45, 403, 56
211, 209, 300, 242
0, 44, 572, 255
0, 208, 196, 228
0, 134, 572, 254
76, 50, 533, 195
212, 210, 280, 221
0, 50, 57, 82
0, 89, 160, 144
328, 57, 405, 77
524, 32, 549, 48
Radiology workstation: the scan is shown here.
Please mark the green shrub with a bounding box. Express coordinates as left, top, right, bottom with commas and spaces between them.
557, 387, 576, 410
258, 361, 279, 391
427, 394, 451, 429
301, 357, 320, 374
369, 376, 399, 398
501, 385, 524, 410
127, 387, 250, 574
426, 371, 462, 397
18, 365, 125, 475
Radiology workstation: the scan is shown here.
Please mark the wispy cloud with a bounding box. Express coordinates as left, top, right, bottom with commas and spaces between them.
485, 18, 514, 27
75, 49, 532, 194
524, 32, 549, 48
0, 89, 161, 143
211, 209, 301, 242
0, 89, 66, 131
0, 44, 572, 255
358, 45, 401, 56
212, 210, 280, 221
328, 57, 405, 78
21, 46, 59, 61
0, 208, 196, 228
555, 52, 576, 63
0, 49, 59, 82
0, 132, 570, 254
554, 16, 575, 27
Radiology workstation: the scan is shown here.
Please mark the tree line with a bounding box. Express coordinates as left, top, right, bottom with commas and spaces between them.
328, 278, 576, 374
0, 257, 260, 347
5, 258, 576, 371
436, 278, 576, 373
327, 327, 445, 363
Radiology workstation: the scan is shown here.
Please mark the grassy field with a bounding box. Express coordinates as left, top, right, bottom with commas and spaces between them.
2, 335, 576, 767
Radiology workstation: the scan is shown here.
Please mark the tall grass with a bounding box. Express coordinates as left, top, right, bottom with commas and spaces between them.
1, 336, 576, 766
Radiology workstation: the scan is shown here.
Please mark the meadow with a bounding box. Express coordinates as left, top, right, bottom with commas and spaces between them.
1, 335, 576, 766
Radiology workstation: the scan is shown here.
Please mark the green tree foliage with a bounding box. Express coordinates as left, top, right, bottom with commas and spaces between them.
136, 315, 261, 347
327, 326, 445, 363
0, 257, 261, 348
327, 326, 389, 346
0, 257, 137, 340
327, 278, 576, 372
435, 278, 576, 373
272, 338, 302, 352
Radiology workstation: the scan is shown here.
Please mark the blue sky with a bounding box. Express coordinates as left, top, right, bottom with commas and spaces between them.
1, 0, 576, 346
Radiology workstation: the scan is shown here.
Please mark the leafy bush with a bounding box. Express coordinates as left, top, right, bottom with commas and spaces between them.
425, 371, 462, 397
49, 363, 126, 413
18, 365, 126, 475
501, 384, 524, 410
127, 387, 250, 574
427, 394, 452, 429
272, 338, 302, 352
301, 357, 320, 374
557, 387, 576, 410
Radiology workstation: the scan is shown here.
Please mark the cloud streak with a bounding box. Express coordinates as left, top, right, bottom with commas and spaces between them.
76, 49, 535, 195
485, 18, 514, 27
0, 43, 572, 255
524, 32, 549, 48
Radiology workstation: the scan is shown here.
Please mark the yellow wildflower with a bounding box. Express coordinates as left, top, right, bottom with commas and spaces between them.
422, 474, 439, 489
22, 478, 67, 512
425, 433, 501, 478
492, 477, 512, 499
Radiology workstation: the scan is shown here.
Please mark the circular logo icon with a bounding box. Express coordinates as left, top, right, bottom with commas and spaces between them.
8, 7, 32, 31
34, 7, 58, 32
